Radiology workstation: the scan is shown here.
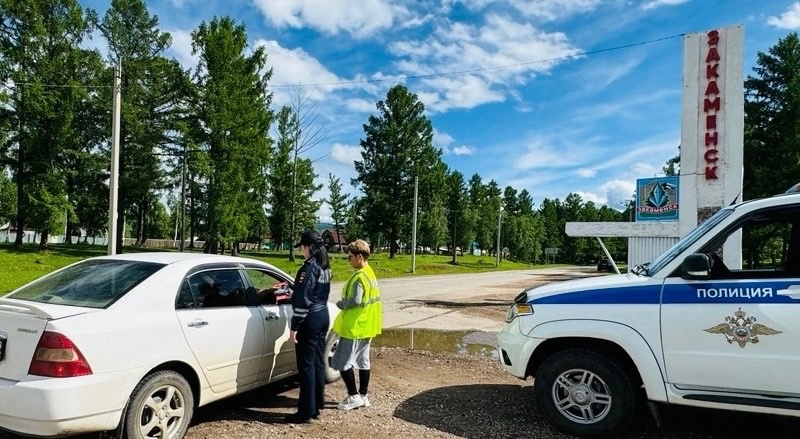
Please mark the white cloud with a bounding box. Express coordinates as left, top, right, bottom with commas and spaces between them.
345, 98, 376, 113
255, 39, 349, 106
570, 138, 677, 179
768, 2, 800, 29
602, 179, 636, 208
574, 191, 605, 205
577, 168, 597, 178
514, 138, 582, 170
641, 0, 689, 11
451, 0, 602, 20
433, 128, 455, 149
330, 143, 362, 165
167, 29, 197, 69
571, 89, 679, 122
390, 14, 581, 112
452, 145, 477, 155
508, 0, 602, 20
253, 0, 414, 38
170, 0, 195, 6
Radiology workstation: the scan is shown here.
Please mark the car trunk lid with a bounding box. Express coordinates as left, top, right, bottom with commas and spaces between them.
0, 299, 97, 381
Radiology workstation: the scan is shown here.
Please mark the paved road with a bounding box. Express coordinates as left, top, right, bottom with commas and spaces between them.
330, 266, 602, 331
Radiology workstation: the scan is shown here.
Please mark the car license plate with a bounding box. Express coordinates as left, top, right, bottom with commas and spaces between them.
0, 334, 6, 362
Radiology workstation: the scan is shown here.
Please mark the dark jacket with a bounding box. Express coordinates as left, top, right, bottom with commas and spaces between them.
290, 257, 331, 331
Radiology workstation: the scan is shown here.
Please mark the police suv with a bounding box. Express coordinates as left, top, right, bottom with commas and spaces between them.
498, 189, 800, 438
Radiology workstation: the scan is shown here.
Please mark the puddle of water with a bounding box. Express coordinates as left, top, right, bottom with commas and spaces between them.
374, 328, 499, 360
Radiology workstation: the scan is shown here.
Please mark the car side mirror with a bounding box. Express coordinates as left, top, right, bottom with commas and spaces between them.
681, 253, 712, 280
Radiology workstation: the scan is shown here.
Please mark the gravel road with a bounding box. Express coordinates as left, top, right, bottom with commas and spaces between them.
4, 347, 798, 439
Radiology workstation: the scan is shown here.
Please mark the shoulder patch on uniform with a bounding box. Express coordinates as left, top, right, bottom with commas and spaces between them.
298, 271, 307, 283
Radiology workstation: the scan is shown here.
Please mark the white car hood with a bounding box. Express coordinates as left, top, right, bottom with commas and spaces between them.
522, 273, 656, 304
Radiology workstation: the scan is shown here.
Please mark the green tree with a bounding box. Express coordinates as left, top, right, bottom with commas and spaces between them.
285, 86, 327, 261
445, 170, 469, 263
0, 0, 98, 248
479, 180, 502, 256
267, 106, 295, 251
343, 196, 367, 244
539, 198, 564, 262
744, 32, 800, 199
191, 16, 274, 254
740, 32, 800, 266
354, 85, 440, 258
662, 147, 680, 176
326, 173, 349, 251
95, 0, 190, 250
418, 160, 449, 253
0, 171, 15, 224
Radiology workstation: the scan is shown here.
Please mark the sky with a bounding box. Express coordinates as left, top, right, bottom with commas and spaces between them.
80, 0, 800, 221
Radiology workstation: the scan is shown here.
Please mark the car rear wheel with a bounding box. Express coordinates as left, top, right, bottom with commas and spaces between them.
124, 370, 194, 439
324, 332, 341, 383
534, 349, 635, 438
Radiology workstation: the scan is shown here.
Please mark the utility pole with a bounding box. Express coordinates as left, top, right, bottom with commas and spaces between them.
411, 176, 419, 273
107, 64, 122, 255
452, 208, 457, 264
495, 209, 501, 267
179, 144, 187, 252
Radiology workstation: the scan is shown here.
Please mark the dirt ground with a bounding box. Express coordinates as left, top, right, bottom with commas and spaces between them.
3, 347, 800, 439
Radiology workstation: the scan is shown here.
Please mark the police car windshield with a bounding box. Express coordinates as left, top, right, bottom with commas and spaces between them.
645, 207, 734, 276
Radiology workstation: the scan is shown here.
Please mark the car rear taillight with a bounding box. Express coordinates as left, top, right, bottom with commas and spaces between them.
28, 331, 93, 378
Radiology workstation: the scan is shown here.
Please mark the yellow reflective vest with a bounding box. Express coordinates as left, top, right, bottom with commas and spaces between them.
333, 265, 382, 339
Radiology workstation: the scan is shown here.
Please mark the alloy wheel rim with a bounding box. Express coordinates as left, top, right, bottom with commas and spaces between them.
551, 368, 612, 424
139, 384, 187, 438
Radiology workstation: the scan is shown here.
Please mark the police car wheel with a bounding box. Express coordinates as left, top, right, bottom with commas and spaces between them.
324, 332, 341, 383
534, 349, 636, 438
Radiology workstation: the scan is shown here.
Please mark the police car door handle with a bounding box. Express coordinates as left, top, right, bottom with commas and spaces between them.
187, 319, 208, 328
264, 312, 279, 321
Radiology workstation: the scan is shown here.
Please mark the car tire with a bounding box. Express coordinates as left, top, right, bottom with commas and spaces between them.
534, 349, 636, 439
324, 332, 341, 383
124, 370, 194, 439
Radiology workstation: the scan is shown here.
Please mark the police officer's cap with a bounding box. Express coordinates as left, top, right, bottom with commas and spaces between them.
294, 230, 322, 248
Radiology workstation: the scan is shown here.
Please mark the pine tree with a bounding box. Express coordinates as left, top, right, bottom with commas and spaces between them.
354, 84, 440, 258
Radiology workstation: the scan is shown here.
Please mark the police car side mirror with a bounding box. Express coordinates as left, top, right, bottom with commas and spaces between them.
681, 253, 712, 280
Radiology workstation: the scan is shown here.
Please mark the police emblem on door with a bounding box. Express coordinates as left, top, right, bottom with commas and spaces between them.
704, 308, 782, 348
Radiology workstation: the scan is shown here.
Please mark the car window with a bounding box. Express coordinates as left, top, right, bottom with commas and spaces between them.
647, 207, 734, 275
8, 260, 165, 309
244, 268, 292, 305
698, 207, 800, 279
189, 269, 249, 308
176, 279, 196, 310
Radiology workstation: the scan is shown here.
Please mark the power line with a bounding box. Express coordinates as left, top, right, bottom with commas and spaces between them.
270, 33, 686, 88
0, 33, 685, 91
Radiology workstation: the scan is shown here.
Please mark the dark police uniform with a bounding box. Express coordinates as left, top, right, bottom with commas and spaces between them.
290, 257, 331, 420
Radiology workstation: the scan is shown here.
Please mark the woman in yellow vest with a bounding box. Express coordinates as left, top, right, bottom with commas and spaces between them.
332, 239, 382, 411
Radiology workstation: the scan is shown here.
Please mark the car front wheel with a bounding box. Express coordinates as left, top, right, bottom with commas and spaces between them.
534, 349, 636, 438
124, 370, 194, 439
324, 332, 341, 383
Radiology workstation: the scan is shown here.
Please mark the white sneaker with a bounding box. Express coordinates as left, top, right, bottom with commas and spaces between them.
360, 394, 371, 407
337, 394, 364, 411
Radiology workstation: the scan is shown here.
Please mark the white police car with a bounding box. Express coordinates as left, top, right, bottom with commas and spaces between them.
498, 189, 800, 438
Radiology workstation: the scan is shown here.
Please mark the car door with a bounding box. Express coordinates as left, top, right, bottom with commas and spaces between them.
242, 268, 296, 381
661, 205, 800, 397
176, 268, 266, 394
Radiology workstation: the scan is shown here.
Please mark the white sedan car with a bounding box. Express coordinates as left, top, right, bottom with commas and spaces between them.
0, 252, 341, 438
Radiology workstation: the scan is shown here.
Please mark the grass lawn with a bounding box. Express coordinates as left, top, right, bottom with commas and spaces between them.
0, 243, 563, 296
